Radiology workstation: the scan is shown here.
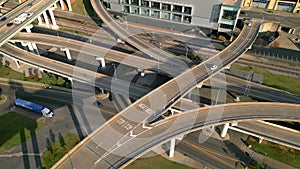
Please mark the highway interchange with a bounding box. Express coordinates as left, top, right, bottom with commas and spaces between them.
0, 1, 299, 169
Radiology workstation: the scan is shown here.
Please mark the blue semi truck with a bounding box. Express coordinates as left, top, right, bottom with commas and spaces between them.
14, 98, 54, 118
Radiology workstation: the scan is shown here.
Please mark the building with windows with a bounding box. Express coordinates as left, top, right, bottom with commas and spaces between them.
243, 0, 300, 13
103, 0, 243, 35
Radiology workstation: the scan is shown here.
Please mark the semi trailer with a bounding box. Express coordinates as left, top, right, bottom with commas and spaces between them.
14, 98, 54, 118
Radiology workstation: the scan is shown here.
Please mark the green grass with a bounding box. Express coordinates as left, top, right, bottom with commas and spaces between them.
41, 133, 81, 169
0, 112, 45, 152
125, 154, 195, 169
232, 64, 300, 95
72, 0, 98, 17
250, 54, 300, 67
0, 64, 24, 80
247, 137, 300, 168
59, 27, 91, 36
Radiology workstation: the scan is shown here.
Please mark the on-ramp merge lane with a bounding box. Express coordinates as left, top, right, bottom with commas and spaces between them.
54, 20, 260, 168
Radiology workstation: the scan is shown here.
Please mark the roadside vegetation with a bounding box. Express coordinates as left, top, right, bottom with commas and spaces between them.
72, 0, 98, 17
0, 62, 72, 88
246, 136, 300, 168
41, 133, 81, 169
236, 162, 270, 169
231, 64, 300, 95
0, 112, 44, 152
125, 154, 195, 169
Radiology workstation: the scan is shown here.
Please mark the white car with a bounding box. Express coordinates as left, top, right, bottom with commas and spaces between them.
210, 65, 218, 71
27, 12, 33, 18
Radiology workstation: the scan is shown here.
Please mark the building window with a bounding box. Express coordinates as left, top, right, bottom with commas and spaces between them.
184, 7, 192, 14
222, 10, 237, 20
173, 5, 183, 13
122, 0, 129, 4
123, 6, 130, 13
130, 0, 138, 5
162, 3, 171, 11
151, 10, 160, 18
220, 24, 234, 30
130, 6, 139, 14
140, 8, 149, 16
151, 2, 160, 9
183, 16, 191, 23
161, 12, 171, 20
172, 14, 182, 22
141, 0, 149, 7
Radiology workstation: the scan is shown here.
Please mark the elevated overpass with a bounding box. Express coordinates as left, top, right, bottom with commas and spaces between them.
53, 102, 300, 169
0, 0, 60, 47
53, 15, 260, 168
11, 32, 183, 75
90, 0, 187, 69
0, 43, 149, 98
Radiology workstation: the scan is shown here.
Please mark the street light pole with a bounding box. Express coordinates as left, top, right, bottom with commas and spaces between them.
112, 63, 116, 78
185, 45, 188, 60
125, 15, 128, 30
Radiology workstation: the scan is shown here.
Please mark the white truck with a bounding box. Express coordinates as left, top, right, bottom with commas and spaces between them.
14, 12, 27, 24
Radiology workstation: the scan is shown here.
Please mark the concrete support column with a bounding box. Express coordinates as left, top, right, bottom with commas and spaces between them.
168, 138, 176, 158
224, 65, 231, 70
59, 0, 65, 10
37, 16, 43, 25
66, 0, 72, 11
14, 59, 20, 68
259, 138, 263, 144
24, 24, 38, 51
221, 123, 230, 138
49, 8, 58, 29
53, 3, 57, 8
96, 57, 106, 67
196, 82, 203, 88
42, 12, 50, 27
60, 47, 72, 60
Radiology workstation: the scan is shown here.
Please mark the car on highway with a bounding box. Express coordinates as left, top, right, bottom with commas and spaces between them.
27, 3, 32, 7
27, 12, 33, 17
94, 101, 103, 108
6, 22, 13, 27
0, 16, 6, 22
210, 65, 218, 71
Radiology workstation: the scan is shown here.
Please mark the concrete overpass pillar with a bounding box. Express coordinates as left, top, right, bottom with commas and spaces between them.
66, 0, 72, 11
37, 16, 43, 25
221, 123, 230, 138
168, 138, 176, 158
42, 12, 50, 27
24, 24, 38, 52
196, 82, 203, 88
14, 59, 20, 68
49, 8, 58, 29
60, 47, 72, 60
224, 64, 231, 70
20, 41, 34, 51
59, 0, 65, 10
259, 138, 263, 144
96, 56, 106, 67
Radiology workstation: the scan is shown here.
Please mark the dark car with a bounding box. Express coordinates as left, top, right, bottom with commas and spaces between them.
94, 101, 103, 108
27, 3, 32, 7
0, 16, 6, 21
6, 22, 13, 27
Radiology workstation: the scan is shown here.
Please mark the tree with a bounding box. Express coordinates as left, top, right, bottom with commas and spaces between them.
42, 73, 50, 84
57, 77, 65, 86
50, 74, 57, 85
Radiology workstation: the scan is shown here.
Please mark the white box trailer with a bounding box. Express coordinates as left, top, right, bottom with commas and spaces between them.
14, 12, 27, 24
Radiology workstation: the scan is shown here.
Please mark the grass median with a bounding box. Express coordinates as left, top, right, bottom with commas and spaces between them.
247, 136, 300, 168
125, 153, 195, 169
231, 64, 300, 95
0, 112, 45, 152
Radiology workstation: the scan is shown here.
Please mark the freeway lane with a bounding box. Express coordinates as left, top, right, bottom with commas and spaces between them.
11, 32, 183, 76
0, 0, 58, 47
54, 20, 260, 168
91, 0, 187, 68
55, 102, 300, 169
0, 43, 149, 98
